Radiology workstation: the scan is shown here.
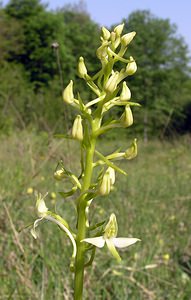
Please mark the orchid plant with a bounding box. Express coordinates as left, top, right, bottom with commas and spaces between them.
31, 23, 141, 299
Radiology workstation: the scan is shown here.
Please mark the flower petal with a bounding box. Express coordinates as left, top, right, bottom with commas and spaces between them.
106, 238, 121, 262
30, 217, 44, 239
113, 237, 140, 248
36, 192, 48, 217
82, 236, 105, 248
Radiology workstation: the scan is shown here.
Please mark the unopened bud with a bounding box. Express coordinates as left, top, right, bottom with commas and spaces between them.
121, 31, 136, 47
107, 167, 115, 185
54, 169, 66, 180
105, 71, 119, 93
114, 23, 124, 37
78, 57, 88, 79
99, 167, 115, 196
110, 31, 116, 43
126, 56, 137, 75
63, 80, 74, 104
101, 26, 110, 40
120, 105, 133, 127
124, 139, 137, 159
120, 82, 131, 101
72, 115, 83, 141
96, 42, 108, 60
99, 172, 111, 196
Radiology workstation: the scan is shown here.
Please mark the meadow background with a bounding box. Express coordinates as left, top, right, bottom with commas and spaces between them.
0, 0, 191, 299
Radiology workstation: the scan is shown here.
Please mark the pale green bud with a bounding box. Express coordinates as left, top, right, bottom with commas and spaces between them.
114, 23, 124, 37
120, 82, 131, 101
78, 56, 88, 79
101, 26, 111, 40
126, 56, 137, 75
107, 167, 115, 185
124, 139, 137, 159
99, 171, 111, 195
99, 167, 115, 195
63, 80, 74, 104
54, 169, 66, 180
120, 105, 133, 127
72, 115, 83, 141
121, 31, 136, 47
96, 41, 108, 61
105, 71, 119, 93
110, 31, 116, 43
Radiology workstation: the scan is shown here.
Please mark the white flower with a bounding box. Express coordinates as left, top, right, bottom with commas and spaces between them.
82, 214, 140, 262
31, 193, 76, 258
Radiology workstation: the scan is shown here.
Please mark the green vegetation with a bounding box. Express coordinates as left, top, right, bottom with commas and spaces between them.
1, 132, 191, 299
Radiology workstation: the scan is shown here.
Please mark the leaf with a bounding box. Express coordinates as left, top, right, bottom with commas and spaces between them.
95, 150, 127, 176
59, 187, 77, 198
89, 220, 106, 231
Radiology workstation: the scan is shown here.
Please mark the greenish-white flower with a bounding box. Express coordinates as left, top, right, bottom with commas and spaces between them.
120, 81, 131, 101
63, 80, 74, 104
54, 169, 66, 180
78, 56, 88, 79
99, 167, 115, 196
126, 56, 137, 75
31, 193, 76, 258
124, 138, 137, 159
114, 23, 124, 37
72, 115, 83, 141
121, 31, 136, 47
82, 214, 140, 262
120, 105, 133, 127
101, 26, 111, 40
105, 71, 119, 93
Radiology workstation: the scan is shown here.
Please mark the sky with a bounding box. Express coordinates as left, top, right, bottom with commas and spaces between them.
45, 0, 191, 52
2, 0, 191, 53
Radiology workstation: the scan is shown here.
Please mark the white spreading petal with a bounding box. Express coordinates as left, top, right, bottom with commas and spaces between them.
113, 237, 140, 248
82, 236, 105, 248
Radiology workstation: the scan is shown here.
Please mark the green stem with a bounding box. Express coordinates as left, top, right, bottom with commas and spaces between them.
74, 123, 98, 299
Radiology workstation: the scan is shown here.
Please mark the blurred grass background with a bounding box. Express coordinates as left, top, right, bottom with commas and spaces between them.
1, 131, 191, 299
